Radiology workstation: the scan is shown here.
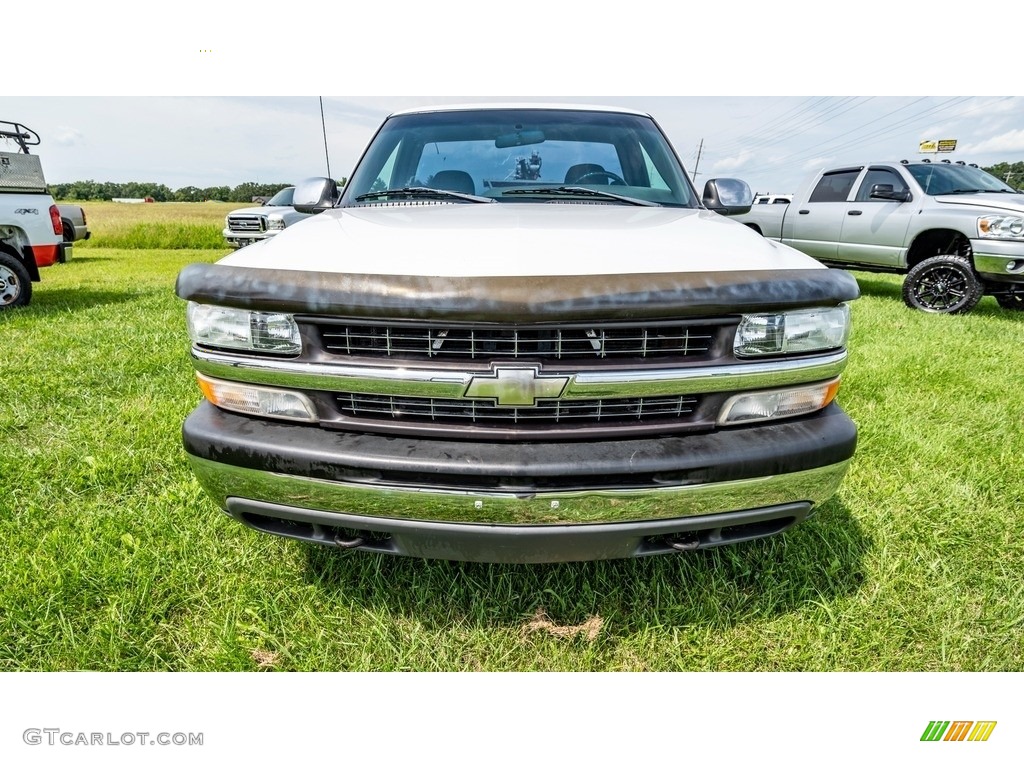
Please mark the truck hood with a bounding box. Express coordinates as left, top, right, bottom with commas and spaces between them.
226, 205, 295, 217
217, 203, 823, 277
933, 192, 1024, 214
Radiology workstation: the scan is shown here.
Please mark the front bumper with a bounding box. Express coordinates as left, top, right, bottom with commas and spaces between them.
183, 401, 857, 562
222, 228, 279, 248
972, 239, 1024, 282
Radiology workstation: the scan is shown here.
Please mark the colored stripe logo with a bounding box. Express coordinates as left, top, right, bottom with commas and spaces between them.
921, 721, 997, 742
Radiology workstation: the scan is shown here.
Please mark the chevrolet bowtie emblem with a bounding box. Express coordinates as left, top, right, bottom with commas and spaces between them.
463, 366, 570, 407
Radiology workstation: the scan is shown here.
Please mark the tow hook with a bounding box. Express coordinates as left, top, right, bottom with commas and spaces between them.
667, 533, 700, 551
333, 533, 366, 549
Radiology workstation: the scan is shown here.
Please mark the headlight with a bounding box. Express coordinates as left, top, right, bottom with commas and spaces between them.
197, 374, 317, 422
718, 379, 841, 425
267, 215, 286, 230
734, 305, 850, 357
978, 215, 1024, 239
186, 302, 301, 354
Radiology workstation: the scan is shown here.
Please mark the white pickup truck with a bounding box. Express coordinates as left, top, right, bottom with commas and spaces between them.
0, 120, 69, 308
175, 104, 859, 563
736, 160, 1024, 313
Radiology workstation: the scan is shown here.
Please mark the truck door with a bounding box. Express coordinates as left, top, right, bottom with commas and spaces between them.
837, 166, 915, 268
782, 168, 861, 261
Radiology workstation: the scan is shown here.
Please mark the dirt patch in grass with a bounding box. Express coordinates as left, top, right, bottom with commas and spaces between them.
522, 608, 604, 642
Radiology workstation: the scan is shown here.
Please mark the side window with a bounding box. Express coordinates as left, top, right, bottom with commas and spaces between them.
808, 170, 860, 203
855, 167, 909, 202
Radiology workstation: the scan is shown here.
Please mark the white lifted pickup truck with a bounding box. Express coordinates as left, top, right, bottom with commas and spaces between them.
176, 104, 859, 563
736, 160, 1024, 314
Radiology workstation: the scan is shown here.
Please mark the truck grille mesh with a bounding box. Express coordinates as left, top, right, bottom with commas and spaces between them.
315, 322, 717, 361
335, 393, 699, 427
226, 215, 267, 232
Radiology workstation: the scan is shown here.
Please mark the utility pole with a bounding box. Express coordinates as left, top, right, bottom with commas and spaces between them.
691, 139, 704, 180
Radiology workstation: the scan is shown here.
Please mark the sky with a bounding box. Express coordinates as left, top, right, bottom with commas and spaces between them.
8, 1, 1022, 199
5, 95, 1024, 196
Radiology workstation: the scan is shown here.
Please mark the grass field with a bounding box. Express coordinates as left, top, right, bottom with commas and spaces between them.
1, 202, 1023, 671
75, 201, 238, 249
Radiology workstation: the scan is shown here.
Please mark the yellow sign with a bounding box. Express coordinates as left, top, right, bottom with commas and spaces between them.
919, 140, 938, 153
937, 139, 958, 152
920, 139, 958, 153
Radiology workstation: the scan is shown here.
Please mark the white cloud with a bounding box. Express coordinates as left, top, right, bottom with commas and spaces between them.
53, 126, 82, 146
710, 151, 754, 173
959, 129, 1024, 155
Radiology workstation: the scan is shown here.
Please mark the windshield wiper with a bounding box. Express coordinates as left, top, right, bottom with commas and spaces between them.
354, 187, 494, 204
935, 189, 991, 195
502, 186, 660, 207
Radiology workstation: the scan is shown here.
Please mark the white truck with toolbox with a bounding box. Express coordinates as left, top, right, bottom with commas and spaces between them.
0, 120, 69, 309
176, 104, 859, 563
736, 160, 1024, 314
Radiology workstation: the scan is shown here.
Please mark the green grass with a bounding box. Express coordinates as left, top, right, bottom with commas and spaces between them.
1, 235, 1023, 670
75, 201, 236, 249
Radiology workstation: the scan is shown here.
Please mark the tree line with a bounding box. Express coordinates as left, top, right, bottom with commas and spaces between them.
981, 162, 1024, 189
47, 164, 1022, 202
48, 180, 338, 203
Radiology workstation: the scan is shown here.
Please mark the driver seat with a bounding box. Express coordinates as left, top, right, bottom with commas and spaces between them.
429, 170, 476, 195
564, 163, 606, 184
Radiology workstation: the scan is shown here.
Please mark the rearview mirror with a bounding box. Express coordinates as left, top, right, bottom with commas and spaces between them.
703, 178, 752, 215
494, 129, 545, 149
293, 177, 339, 213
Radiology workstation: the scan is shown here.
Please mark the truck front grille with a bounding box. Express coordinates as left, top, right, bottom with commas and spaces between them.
314, 321, 719, 361
335, 393, 700, 427
227, 215, 267, 233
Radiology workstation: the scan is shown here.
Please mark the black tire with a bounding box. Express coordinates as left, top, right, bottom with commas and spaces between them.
0, 251, 32, 309
61, 219, 74, 244
902, 255, 983, 314
995, 288, 1024, 311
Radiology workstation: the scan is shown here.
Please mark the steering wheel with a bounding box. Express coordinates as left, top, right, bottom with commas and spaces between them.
572, 170, 627, 186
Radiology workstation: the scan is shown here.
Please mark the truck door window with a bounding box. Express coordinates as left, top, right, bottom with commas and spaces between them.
808, 170, 860, 203
855, 168, 908, 202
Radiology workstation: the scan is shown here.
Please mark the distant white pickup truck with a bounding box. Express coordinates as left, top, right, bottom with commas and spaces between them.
736, 160, 1024, 313
222, 186, 312, 248
752, 193, 792, 205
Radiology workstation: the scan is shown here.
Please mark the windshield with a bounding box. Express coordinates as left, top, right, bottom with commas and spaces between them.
906, 164, 1016, 195
341, 108, 697, 207
265, 187, 295, 206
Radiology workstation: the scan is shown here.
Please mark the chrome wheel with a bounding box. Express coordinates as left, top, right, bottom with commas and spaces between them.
0, 252, 32, 309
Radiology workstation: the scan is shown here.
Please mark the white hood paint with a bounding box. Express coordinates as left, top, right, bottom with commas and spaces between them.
933, 193, 1024, 215
218, 204, 823, 277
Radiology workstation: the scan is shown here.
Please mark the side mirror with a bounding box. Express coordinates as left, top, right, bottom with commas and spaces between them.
293, 177, 339, 214
703, 178, 752, 215
869, 183, 911, 202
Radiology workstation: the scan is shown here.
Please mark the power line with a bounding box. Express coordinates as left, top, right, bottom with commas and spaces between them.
720, 96, 987, 177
